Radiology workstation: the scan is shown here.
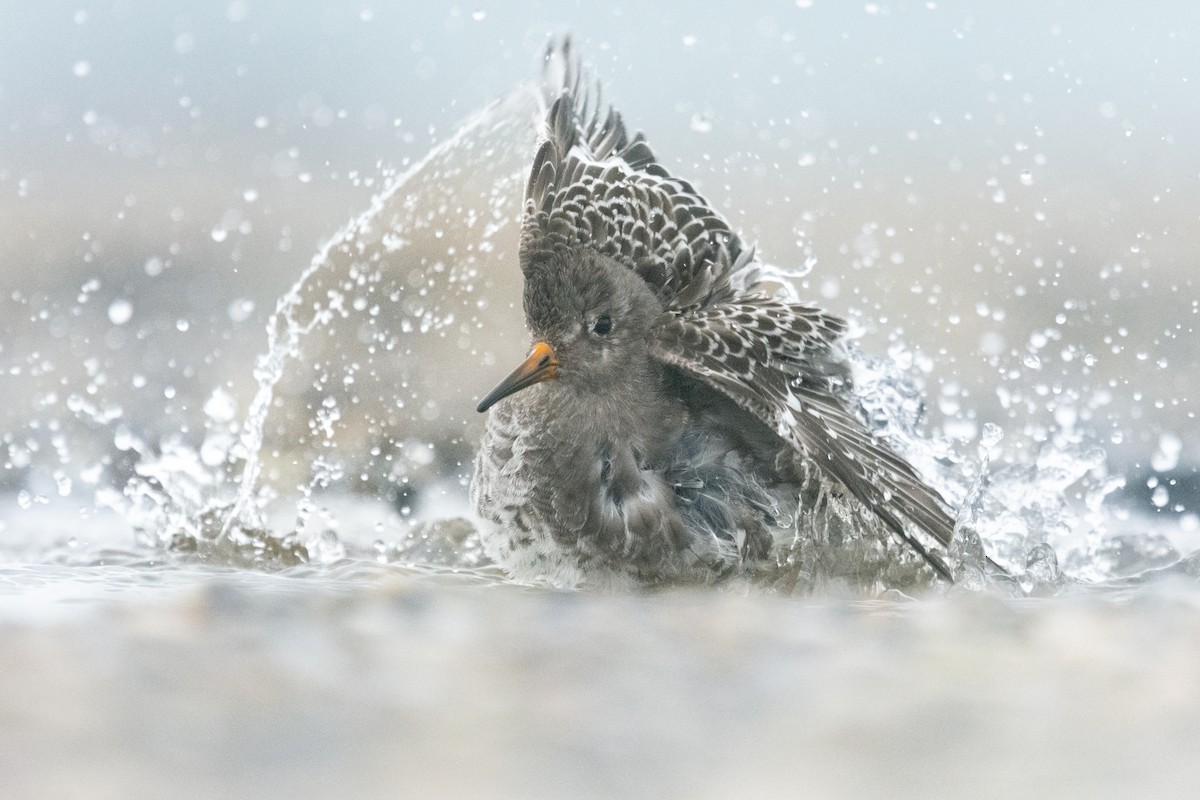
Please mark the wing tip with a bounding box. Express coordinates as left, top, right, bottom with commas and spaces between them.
541, 34, 578, 101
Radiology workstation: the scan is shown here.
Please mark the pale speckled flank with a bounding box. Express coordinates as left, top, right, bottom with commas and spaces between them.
472, 37, 957, 588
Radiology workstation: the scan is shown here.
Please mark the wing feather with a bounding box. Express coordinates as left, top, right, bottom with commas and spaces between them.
650, 302, 957, 579
522, 37, 752, 310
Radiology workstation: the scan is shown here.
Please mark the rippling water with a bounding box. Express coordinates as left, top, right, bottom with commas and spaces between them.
3, 529, 1200, 799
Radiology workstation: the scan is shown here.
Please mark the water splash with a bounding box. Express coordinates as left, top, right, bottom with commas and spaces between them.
848, 345, 1152, 595
225, 88, 540, 536
77, 83, 1194, 592
103, 87, 541, 567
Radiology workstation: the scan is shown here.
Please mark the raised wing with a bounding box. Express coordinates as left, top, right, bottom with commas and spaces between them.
520, 38, 759, 311
650, 300, 957, 579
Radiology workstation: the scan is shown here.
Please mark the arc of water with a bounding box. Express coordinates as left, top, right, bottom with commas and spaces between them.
221, 86, 543, 537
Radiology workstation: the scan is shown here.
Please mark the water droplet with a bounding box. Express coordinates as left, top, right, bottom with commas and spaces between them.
227, 297, 255, 323
1151, 485, 1170, 508
980, 422, 1004, 450
107, 298, 133, 325
1022, 543, 1062, 592
1151, 433, 1182, 472
314, 529, 345, 563
204, 388, 237, 423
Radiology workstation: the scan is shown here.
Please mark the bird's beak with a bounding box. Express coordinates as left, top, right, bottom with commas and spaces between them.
476, 341, 559, 413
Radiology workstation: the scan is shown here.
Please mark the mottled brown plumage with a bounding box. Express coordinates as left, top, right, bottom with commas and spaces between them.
471, 38, 957, 588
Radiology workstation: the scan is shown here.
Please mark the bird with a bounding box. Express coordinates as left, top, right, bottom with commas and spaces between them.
470, 38, 959, 590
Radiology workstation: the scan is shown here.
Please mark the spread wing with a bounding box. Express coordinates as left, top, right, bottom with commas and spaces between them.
520, 37, 759, 311
649, 300, 958, 580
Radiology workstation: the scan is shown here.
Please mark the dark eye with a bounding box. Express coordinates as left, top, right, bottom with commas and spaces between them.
592, 314, 613, 336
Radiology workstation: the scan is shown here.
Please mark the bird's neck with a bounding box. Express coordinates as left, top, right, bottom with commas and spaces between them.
534, 363, 683, 456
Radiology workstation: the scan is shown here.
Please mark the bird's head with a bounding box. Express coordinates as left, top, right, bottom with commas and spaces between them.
476, 248, 664, 413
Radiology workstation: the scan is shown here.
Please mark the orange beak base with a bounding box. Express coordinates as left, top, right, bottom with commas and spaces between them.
476, 341, 559, 413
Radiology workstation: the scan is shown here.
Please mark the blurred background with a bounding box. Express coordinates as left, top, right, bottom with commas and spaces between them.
2, 0, 1198, 503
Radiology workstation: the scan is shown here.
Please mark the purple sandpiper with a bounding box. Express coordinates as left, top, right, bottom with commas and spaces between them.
472, 39, 957, 588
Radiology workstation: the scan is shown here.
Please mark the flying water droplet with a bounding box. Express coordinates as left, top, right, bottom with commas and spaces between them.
1151, 433, 1182, 472
980, 422, 1004, 452
1151, 485, 1170, 508
107, 298, 133, 325
204, 388, 238, 423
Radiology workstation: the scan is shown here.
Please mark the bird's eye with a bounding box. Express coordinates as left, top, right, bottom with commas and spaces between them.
592, 314, 613, 336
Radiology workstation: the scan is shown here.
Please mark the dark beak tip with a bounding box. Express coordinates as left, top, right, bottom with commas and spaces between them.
477, 341, 557, 415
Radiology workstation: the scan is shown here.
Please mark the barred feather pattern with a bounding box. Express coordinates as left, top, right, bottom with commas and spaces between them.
521, 38, 757, 311
649, 303, 956, 578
